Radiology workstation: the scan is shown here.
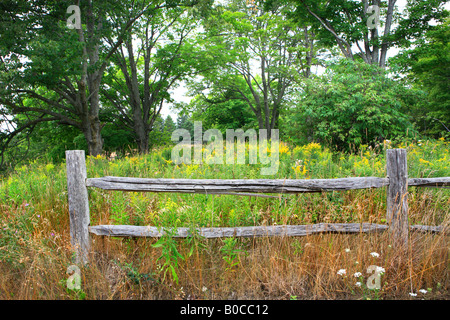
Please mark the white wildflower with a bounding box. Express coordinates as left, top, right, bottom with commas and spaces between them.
202, 286, 208, 292
370, 252, 380, 258
345, 248, 351, 253
353, 272, 362, 278
419, 289, 427, 294
355, 282, 362, 287
337, 269, 346, 276
409, 292, 417, 297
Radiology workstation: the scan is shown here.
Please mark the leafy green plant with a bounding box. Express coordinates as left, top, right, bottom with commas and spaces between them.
152, 228, 185, 284
117, 261, 157, 285
220, 237, 245, 271
289, 59, 417, 152
110, 192, 130, 225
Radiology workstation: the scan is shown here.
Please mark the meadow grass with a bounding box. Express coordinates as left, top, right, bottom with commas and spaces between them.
0, 139, 448, 299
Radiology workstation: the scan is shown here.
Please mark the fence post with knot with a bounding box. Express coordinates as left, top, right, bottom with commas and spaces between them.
66, 150, 90, 265
386, 149, 409, 247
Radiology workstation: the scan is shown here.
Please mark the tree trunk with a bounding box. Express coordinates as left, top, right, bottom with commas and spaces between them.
87, 120, 103, 156
76, 0, 104, 157
379, 0, 397, 68
134, 121, 149, 154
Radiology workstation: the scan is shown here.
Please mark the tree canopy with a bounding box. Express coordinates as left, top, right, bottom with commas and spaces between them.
0, 0, 448, 170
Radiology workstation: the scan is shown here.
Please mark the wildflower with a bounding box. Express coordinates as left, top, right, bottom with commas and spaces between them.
25, 203, 30, 207
337, 269, 346, 276
419, 289, 427, 294
279, 143, 289, 154
419, 158, 431, 165
345, 248, 351, 253
355, 282, 362, 287
51, 233, 55, 237
409, 293, 417, 297
353, 272, 362, 278
202, 286, 208, 292
37, 215, 40, 218
370, 252, 380, 258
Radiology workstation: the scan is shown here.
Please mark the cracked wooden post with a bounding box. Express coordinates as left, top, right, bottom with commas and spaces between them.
66, 150, 90, 265
386, 149, 409, 247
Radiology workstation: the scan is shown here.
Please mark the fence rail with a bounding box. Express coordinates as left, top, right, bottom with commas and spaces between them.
86, 176, 448, 194
88, 223, 446, 238
65, 149, 450, 264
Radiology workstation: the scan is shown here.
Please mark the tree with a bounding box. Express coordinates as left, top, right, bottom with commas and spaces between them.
186, 94, 256, 134
287, 59, 416, 151
176, 112, 194, 133
390, 19, 450, 137
282, 0, 449, 68
0, 0, 206, 158
0, 0, 166, 156
187, 0, 322, 136
101, 4, 209, 153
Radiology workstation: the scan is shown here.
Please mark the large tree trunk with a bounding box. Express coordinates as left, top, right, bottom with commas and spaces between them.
86, 119, 103, 156
76, 0, 105, 157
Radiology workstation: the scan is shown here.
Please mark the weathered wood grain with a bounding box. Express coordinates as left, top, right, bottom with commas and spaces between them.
85, 176, 390, 194
410, 224, 447, 234
386, 149, 409, 246
408, 177, 450, 188
66, 150, 90, 265
88, 223, 447, 238
89, 223, 389, 238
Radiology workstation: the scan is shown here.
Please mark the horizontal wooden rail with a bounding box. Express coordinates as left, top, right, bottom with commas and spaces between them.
85, 176, 450, 195
86, 176, 390, 194
88, 223, 447, 238
408, 177, 450, 188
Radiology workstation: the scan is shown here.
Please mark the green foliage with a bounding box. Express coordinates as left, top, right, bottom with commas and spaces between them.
285, 59, 416, 151
115, 260, 157, 285
390, 19, 450, 139
185, 0, 317, 132
102, 124, 135, 154
0, 202, 37, 268
220, 237, 246, 271
152, 228, 185, 284
188, 95, 257, 134
284, 0, 449, 67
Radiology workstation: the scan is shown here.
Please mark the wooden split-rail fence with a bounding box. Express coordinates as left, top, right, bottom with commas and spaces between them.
65, 149, 450, 264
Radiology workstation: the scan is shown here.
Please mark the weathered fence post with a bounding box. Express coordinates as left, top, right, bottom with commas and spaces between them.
386, 149, 409, 247
66, 150, 90, 265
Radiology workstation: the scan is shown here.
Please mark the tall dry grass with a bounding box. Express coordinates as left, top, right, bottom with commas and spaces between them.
0, 189, 448, 300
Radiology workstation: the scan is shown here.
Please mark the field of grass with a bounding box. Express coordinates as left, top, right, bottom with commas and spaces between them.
0, 139, 449, 300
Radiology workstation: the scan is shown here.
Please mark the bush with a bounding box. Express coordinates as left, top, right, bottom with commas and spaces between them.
286, 59, 418, 152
